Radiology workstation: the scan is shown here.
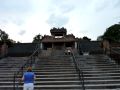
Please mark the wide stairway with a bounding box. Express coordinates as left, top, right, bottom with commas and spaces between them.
0, 55, 82, 90
1, 54, 120, 90
0, 57, 28, 90
76, 54, 120, 90
33, 56, 82, 90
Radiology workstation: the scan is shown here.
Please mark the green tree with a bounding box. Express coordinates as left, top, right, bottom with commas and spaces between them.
102, 24, 120, 42
0, 29, 15, 47
82, 36, 91, 41
97, 35, 103, 41
0, 29, 8, 42
32, 34, 42, 43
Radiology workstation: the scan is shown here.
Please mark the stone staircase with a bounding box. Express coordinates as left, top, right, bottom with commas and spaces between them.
0, 57, 28, 90
1, 53, 120, 90
33, 56, 82, 90
0, 55, 82, 90
76, 54, 120, 90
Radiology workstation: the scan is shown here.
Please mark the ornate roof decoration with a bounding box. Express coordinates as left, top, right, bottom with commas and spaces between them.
50, 27, 67, 35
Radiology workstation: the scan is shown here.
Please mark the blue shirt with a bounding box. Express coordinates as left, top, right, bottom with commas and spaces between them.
23, 72, 35, 84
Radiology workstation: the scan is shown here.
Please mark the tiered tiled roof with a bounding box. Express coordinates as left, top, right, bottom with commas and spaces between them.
42, 34, 76, 43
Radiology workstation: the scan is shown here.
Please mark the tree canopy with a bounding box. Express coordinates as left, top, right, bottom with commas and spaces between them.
0, 29, 15, 47
0, 29, 8, 42
32, 34, 42, 43
82, 36, 91, 41
97, 23, 120, 42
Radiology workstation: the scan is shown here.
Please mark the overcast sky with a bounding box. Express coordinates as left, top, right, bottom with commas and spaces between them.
0, 0, 120, 42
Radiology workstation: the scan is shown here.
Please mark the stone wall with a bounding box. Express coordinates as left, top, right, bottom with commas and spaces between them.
0, 43, 8, 57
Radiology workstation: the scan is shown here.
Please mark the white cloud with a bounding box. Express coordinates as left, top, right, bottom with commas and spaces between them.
0, 22, 22, 41
47, 14, 69, 27
0, 0, 120, 42
0, 0, 32, 13
19, 13, 50, 42
19, 30, 26, 36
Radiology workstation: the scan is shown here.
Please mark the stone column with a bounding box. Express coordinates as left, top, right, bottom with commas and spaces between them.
40, 43, 43, 49
63, 43, 65, 49
75, 42, 77, 49
1, 43, 8, 57
52, 43, 54, 50
102, 40, 110, 55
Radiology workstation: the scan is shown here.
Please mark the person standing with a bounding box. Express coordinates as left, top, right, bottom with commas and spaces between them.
22, 67, 35, 90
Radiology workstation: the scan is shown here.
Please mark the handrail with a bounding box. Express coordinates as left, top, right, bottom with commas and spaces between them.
109, 48, 120, 62
71, 50, 85, 90
110, 48, 120, 55
13, 44, 40, 90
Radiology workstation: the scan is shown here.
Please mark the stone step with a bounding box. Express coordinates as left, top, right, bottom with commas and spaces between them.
83, 73, 120, 77
84, 83, 120, 89
83, 76, 120, 80
34, 67, 76, 70
0, 85, 82, 89
0, 69, 76, 72
34, 69, 76, 72
79, 64, 117, 67
35, 65, 74, 67
84, 79, 120, 84
80, 68, 119, 71
2, 73, 120, 79
78, 61, 115, 64
1, 79, 120, 85
37, 61, 73, 63
0, 77, 80, 81
0, 80, 81, 85
79, 65, 119, 69
0, 73, 14, 75
82, 70, 120, 73
85, 88, 120, 90
34, 71, 77, 75
36, 61, 74, 64
35, 64, 74, 66
0, 74, 79, 77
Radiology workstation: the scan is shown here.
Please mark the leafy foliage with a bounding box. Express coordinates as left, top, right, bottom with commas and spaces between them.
82, 36, 91, 41
103, 24, 120, 42
0, 29, 15, 47
32, 34, 42, 43
0, 29, 8, 42
97, 24, 120, 42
